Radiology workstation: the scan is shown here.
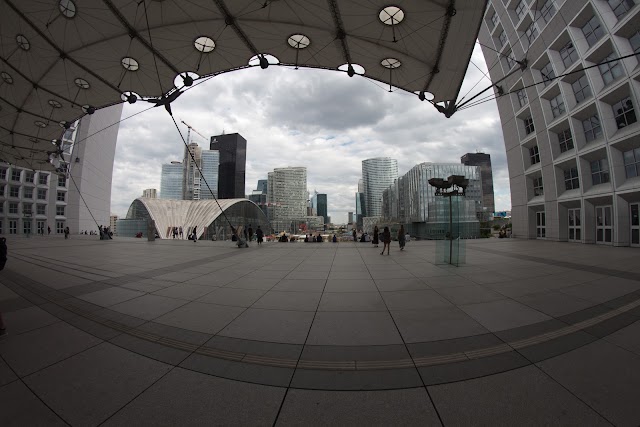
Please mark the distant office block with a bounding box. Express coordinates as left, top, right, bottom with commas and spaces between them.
160, 162, 183, 200
142, 188, 157, 198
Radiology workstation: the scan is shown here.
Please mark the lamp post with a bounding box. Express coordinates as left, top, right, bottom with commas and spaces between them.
428, 175, 468, 265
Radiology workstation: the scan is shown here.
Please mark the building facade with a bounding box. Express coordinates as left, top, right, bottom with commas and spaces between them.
311, 192, 328, 223
267, 167, 313, 233
461, 152, 496, 220
199, 150, 220, 199
362, 157, 398, 218
479, 0, 640, 246
182, 143, 202, 200
142, 188, 157, 199
210, 133, 247, 199
160, 162, 183, 200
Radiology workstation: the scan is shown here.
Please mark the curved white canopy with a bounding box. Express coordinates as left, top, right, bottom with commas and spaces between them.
1, 0, 487, 169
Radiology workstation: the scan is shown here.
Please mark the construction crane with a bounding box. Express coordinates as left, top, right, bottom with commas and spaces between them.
181, 120, 207, 145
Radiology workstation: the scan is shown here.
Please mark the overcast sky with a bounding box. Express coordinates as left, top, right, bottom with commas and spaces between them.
111, 44, 509, 224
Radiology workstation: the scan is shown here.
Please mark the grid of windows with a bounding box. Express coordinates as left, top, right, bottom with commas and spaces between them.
533, 177, 544, 196
525, 22, 538, 45
624, 148, 640, 178
25, 172, 34, 183
599, 53, 623, 85
613, 97, 637, 129
558, 129, 574, 152
607, 0, 636, 19
591, 159, 610, 185
530, 145, 541, 164
11, 169, 21, 182
564, 167, 580, 190
36, 204, 46, 215
524, 117, 535, 134
537, 0, 556, 24
37, 189, 47, 200
560, 42, 579, 68
550, 94, 565, 118
56, 205, 65, 216
57, 191, 65, 202
517, 89, 528, 108
23, 204, 32, 215
583, 115, 602, 142
24, 188, 33, 199
498, 30, 507, 48
38, 174, 48, 185
9, 203, 18, 214
515, 0, 528, 20
572, 74, 592, 103
582, 16, 604, 47
9, 186, 19, 198
540, 61, 555, 86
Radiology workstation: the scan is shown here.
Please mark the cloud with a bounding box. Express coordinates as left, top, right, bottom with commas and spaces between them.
111, 44, 512, 222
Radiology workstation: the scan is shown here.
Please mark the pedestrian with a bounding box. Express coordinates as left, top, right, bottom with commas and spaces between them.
381, 226, 391, 255
398, 225, 406, 251
352, 229, 357, 242
179, 226, 183, 239
248, 225, 253, 242
64, 226, 70, 239
256, 225, 264, 245
332, 234, 337, 242
47, 226, 51, 235
192, 225, 197, 242
372, 225, 379, 248
173, 226, 177, 239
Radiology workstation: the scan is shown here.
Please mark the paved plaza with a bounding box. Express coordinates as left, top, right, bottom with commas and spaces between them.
1, 236, 639, 425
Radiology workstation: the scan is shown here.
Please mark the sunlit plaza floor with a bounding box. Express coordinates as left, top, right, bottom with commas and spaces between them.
1, 235, 640, 426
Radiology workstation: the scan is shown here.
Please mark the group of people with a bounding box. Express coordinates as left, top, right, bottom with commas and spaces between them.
170, 226, 184, 239
232, 225, 264, 245
36, 226, 52, 236
371, 225, 407, 255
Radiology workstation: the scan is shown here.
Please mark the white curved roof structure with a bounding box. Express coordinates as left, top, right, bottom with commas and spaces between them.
1, 0, 487, 170
129, 197, 267, 240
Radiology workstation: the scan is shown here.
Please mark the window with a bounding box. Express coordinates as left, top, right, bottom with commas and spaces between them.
537, 0, 556, 24
57, 191, 65, 202
23, 204, 32, 215
630, 31, 640, 54
37, 204, 46, 215
560, 42, 579, 68
533, 177, 544, 196
25, 172, 34, 183
491, 12, 499, 29
37, 189, 47, 200
524, 117, 535, 134
564, 167, 580, 190
599, 53, 623, 85
505, 50, 517, 70
583, 115, 602, 142
623, 148, 640, 178
550, 94, 565, 118
11, 169, 21, 182
529, 145, 541, 164
9, 220, 17, 235
9, 186, 19, 198
56, 221, 65, 234
56, 205, 65, 216
517, 89, 528, 108
24, 188, 33, 199
498, 31, 507, 48
0, 186, 3, 197
558, 129, 574, 152
515, 0, 528, 20
63, 128, 75, 141
608, 0, 636, 19
591, 159, 610, 185
582, 16, 604, 48
613, 97, 637, 129
524, 23, 538, 46
0, 169, 6, 180
38, 174, 48, 185
540, 62, 555, 87
9, 203, 18, 214
58, 175, 66, 187
572, 74, 592, 103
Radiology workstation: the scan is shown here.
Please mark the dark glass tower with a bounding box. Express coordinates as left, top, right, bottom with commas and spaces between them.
210, 133, 246, 199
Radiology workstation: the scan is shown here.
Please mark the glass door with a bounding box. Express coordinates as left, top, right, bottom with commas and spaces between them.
595, 205, 612, 244
631, 203, 639, 247
536, 211, 546, 238
568, 208, 581, 242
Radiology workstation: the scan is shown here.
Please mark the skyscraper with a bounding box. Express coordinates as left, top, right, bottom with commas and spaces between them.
160, 162, 183, 200
461, 152, 494, 221
248, 179, 268, 218
479, 0, 640, 246
362, 157, 398, 218
311, 192, 328, 224
210, 133, 247, 199
199, 150, 220, 199
182, 143, 202, 200
267, 167, 308, 231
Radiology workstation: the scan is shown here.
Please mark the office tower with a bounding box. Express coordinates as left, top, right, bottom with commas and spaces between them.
182, 143, 202, 200
267, 167, 308, 231
199, 150, 220, 199
348, 212, 354, 224
311, 192, 328, 223
142, 189, 157, 199
210, 133, 247, 198
479, 1, 640, 245
362, 157, 398, 217
160, 162, 183, 200
248, 179, 268, 217
256, 179, 268, 194
355, 178, 365, 228
461, 152, 494, 220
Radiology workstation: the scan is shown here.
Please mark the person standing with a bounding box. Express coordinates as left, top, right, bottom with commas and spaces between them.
398, 225, 406, 251
372, 225, 379, 248
381, 226, 391, 255
352, 229, 357, 242
256, 226, 264, 245
47, 226, 51, 235
192, 225, 197, 242
179, 226, 183, 239
64, 226, 70, 239
248, 225, 254, 242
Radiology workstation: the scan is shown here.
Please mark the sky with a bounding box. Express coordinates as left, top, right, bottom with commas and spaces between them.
110, 44, 509, 224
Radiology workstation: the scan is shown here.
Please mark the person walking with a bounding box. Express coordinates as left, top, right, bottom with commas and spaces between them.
398, 225, 406, 251
256, 226, 264, 245
352, 229, 357, 242
381, 226, 391, 255
192, 225, 197, 242
47, 226, 51, 235
179, 226, 183, 239
248, 225, 254, 242
372, 225, 379, 248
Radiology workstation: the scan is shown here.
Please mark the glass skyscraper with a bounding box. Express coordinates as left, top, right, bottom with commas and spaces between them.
311, 192, 328, 223
362, 157, 398, 218
210, 133, 247, 199
199, 150, 220, 199
160, 162, 183, 200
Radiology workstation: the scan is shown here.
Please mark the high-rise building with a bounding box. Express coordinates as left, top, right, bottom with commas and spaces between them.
160, 162, 183, 200
199, 150, 220, 199
256, 179, 268, 194
461, 152, 494, 221
355, 178, 365, 228
210, 133, 247, 199
142, 188, 157, 199
248, 179, 268, 218
267, 167, 309, 232
311, 192, 328, 223
182, 143, 202, 200
479, 0, 640, 246
348, 212, 354, 224
362, 157, 398, 218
